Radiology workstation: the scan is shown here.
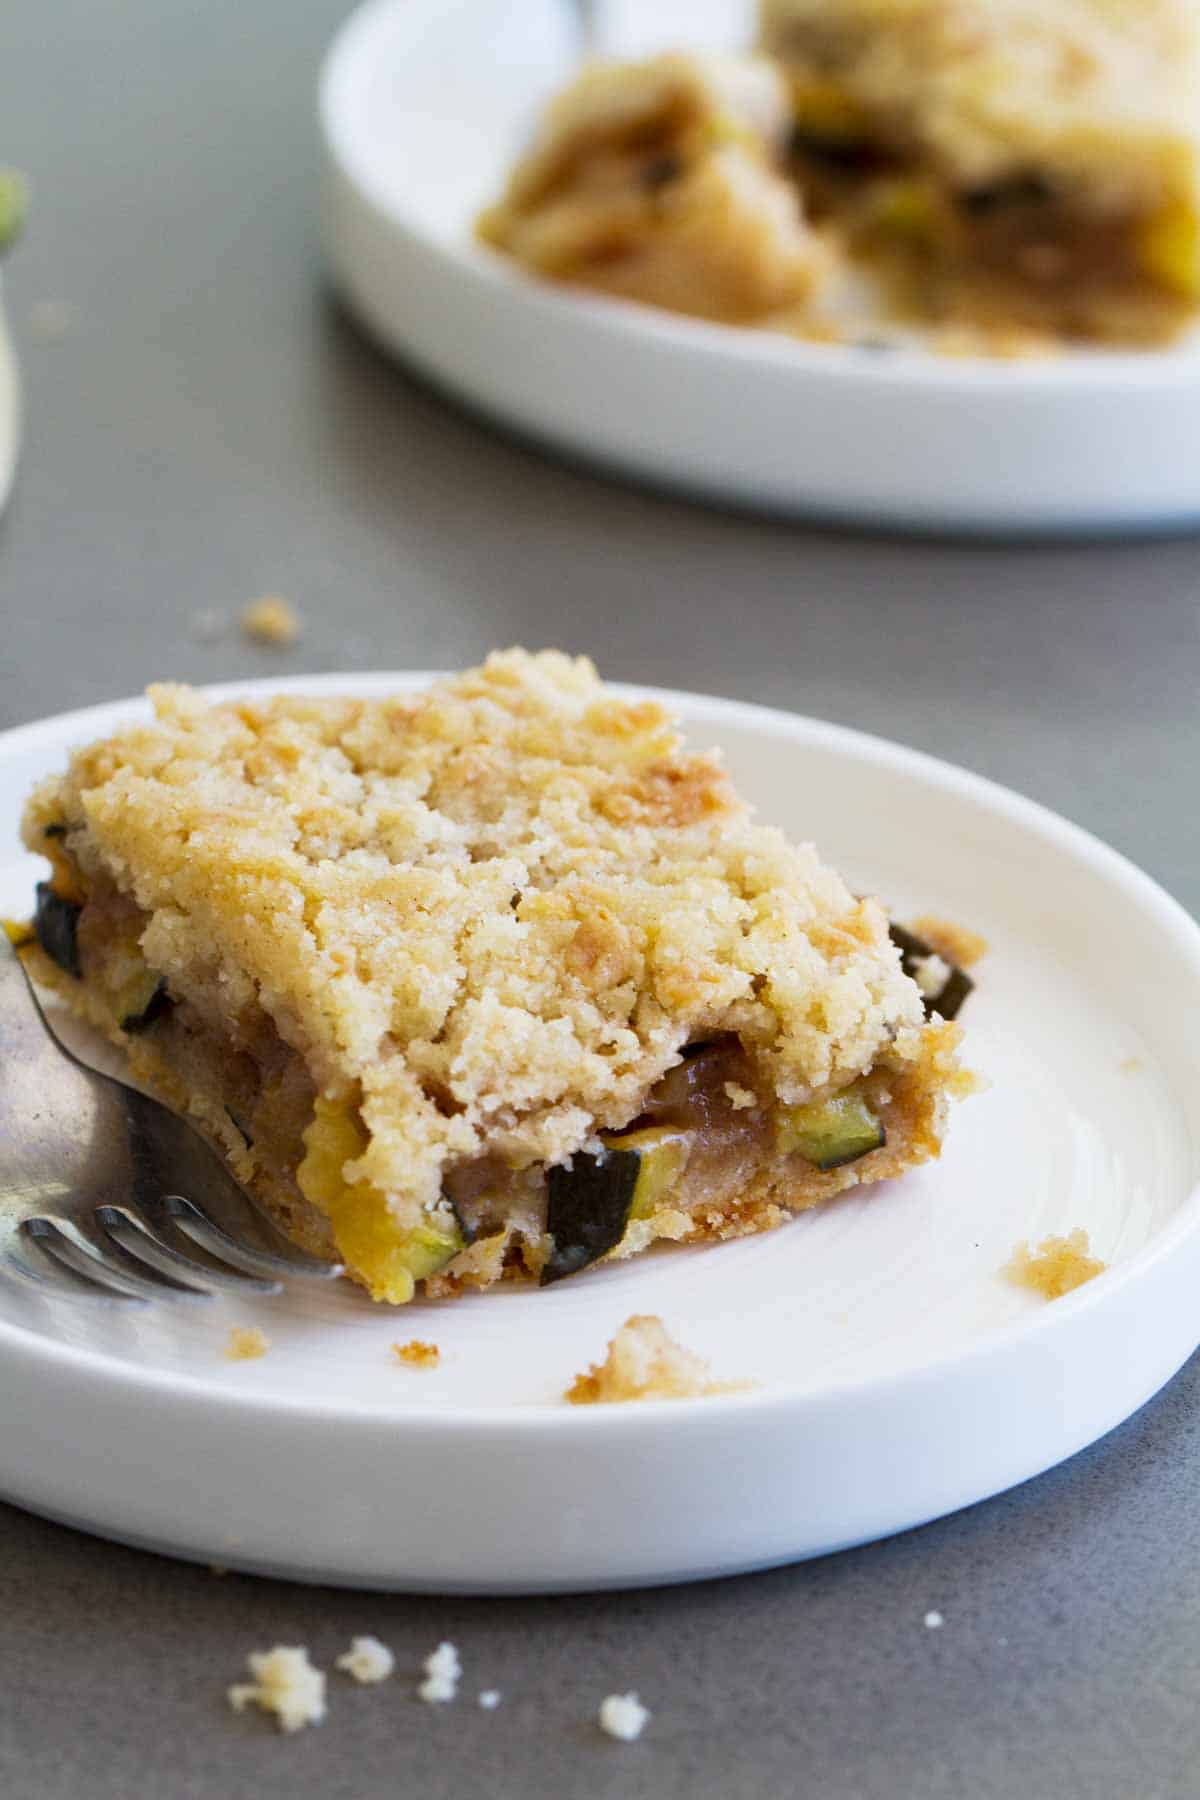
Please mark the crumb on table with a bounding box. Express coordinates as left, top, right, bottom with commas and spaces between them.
598, 1692, 651, 1742
478, 1689, 501, 1710
566, 1314, 749, 1404
418, 1641, 461, 1704
911, 915, 989, 968
1003, 1229, 1106, 1300
226, 1326, 270, 1361
228, 1646, 326, 1733
335, 1636, 395, 1684
392, 1339, 440, 1369
240, 594, 302, 646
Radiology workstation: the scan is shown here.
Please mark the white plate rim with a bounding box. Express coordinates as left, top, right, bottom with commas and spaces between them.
3, 670, 1199, 1435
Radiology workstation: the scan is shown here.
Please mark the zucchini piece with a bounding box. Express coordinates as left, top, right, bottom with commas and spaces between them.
889, 922, 973, 1021
33, 881, 82, 977
117, 973, 173, 1034
541, 1126, 692, 1286
776, 1092, 885, 1169
403, 1211, 468, 1281
298, 1095, 466, 1302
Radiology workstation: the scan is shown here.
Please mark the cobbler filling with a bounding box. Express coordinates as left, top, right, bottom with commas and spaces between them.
25, 837, 957, 1301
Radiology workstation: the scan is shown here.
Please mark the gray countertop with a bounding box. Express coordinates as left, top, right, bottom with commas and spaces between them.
3, 3, 1200, 1796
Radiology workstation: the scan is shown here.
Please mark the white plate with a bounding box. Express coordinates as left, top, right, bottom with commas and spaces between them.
2, 675, 1199, 1592
319, 0, 1200, 534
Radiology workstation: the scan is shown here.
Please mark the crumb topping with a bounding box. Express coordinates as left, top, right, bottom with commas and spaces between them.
228, 1647, 326, 1732
418, 1641, 462, 1704
336, 1636, 395, 1684
599, 1692, 651, 1741
1003, 1228, 1106, 1299
240, 595, 302, 646
26, 651, 927, 1229
392, 1339, 440, 1368
566, 1313, 748, 1403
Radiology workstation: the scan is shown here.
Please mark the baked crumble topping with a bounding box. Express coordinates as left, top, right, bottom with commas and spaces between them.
1004, 1229, 1106, 1299
566, 1313, 747, 1403
20, 650, 968, 1303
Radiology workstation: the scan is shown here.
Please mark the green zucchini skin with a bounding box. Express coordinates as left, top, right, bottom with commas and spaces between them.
776, 1093, 886, 1169
120, 976, 173, 1034
541, 1148, 641, 1286
889, 923, 974, 1021
33, 882, 82, 978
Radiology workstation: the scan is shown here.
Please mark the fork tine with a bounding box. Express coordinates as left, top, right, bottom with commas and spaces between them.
97, 1204, 282, 1296
6, 1236, 150, 1304
1, 1249, 150, 1306
20, 1217, 206, 1302
151, 1193, 345, 1282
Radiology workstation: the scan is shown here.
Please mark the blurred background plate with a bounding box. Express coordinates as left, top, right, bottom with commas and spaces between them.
319, 0, 1200, 535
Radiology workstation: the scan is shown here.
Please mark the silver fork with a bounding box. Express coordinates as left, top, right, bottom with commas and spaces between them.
0, 935, 343, 1304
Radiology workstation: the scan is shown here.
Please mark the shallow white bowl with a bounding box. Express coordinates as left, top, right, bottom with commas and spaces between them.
319, 0, 1200, 534
1, 674, 1199, 1590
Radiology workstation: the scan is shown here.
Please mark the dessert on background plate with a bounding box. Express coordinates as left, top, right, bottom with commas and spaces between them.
762, 0, 1200, 343
477, 52, 826, 325
478, 1, 1200, 348
18, 650, 970, 1305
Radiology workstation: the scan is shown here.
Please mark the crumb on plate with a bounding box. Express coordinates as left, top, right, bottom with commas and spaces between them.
226, 1326, 270, 1361
336, 1636, 395, 1684
1118, 1055, 1144, 1075
1003, 1229, 1106, 1300
566, 1314, 749, 1404
598, 1692, 651, 1742
418, 1641, 461, 1704
392, 1339, 440, 1369
910, 915, 989, 969
240, 594, 302, 646
228, 1646, 326, 1733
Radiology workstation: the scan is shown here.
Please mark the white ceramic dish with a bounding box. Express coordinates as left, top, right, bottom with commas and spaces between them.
2, 674, 1199, 1592
319, 0, 1200, 534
